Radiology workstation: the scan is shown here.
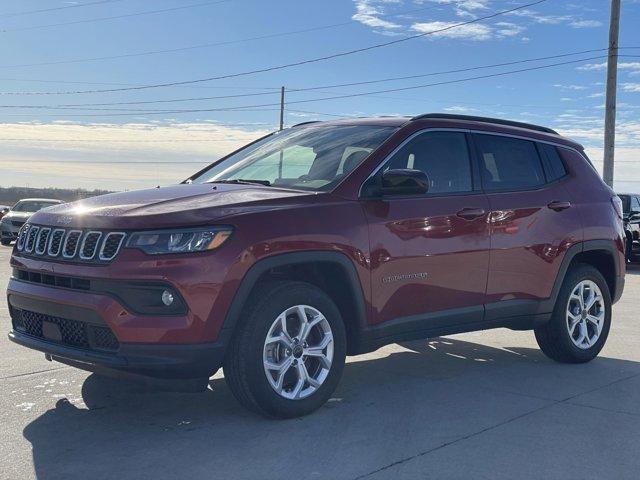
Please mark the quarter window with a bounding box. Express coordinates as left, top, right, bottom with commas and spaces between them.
382, 131, 473, 194
539, 143, 568, 181
474, 134, 545, 191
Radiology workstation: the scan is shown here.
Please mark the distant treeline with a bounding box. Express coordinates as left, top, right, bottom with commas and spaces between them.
0, 186, 113, 206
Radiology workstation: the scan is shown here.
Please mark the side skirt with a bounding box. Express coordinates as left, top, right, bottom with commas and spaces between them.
352, 301, 551, 355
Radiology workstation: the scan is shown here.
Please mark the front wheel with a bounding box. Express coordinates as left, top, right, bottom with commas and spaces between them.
0, 239, 11, 246
223, 281, 346, 418
535, 264, 611, 363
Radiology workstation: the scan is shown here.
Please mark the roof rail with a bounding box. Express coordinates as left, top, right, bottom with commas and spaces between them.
291, 120, 322, 127
410, 113, 558, 135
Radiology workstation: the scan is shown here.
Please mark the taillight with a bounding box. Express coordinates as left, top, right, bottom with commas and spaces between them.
612, 195, 624, 219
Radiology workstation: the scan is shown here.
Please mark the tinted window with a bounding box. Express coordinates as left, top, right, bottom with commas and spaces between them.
620, 195, 631, 213
633, 197, 640, 212
540, 143, 567, 181
475, 134, 545, 191
382, 131, 472, 194
12, 201, 59, 212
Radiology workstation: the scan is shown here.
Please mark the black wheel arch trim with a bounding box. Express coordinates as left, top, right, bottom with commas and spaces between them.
218, 250, 368, 353
547, 239, 624, 309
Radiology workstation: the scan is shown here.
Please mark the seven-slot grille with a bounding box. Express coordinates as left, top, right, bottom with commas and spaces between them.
16, 224, 126, 263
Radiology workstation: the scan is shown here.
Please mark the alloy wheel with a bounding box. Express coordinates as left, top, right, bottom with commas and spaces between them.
262, 305, 334, 400
566, 280, 605, 350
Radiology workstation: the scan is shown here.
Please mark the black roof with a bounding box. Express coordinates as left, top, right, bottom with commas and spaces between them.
411, 113, 558, 135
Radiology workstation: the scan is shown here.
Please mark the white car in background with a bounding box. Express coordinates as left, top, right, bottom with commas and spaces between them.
0, 199, 63, 246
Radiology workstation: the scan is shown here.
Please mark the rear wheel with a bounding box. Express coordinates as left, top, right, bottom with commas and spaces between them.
223, 281, 346, 418
535, 264, 611, 363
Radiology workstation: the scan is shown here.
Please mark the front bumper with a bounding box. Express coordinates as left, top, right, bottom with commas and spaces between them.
8, 328, 225, 383
6, 285, 228, 381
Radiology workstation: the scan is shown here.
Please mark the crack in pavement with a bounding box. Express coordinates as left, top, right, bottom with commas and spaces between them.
353, 371, 640, 479
1, 366, 67, 380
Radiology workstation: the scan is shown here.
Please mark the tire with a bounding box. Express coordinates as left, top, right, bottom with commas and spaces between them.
535, 263, 611, 363
223, 281, 347, 418
0, 239, 11, 246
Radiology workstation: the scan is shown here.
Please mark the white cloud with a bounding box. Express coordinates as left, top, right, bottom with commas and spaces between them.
352, 0, 402, 31
578, 62, 640, 73
411, 21, 492, 40
0, 121, 270, 190
569, 19, 602, 28
587, 92, 604, 98
553, 84, 588, 90
494, 22, 525, 37
443, 105, 478, 113
623, 83, 640, 92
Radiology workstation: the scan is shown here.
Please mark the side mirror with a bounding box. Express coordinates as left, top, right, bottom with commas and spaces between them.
379, 169, 429, 196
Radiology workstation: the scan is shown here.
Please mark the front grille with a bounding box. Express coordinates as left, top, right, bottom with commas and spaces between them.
35, 228, 51, 255
80, 231, 102, 259
11, 308, 119, 353
25, 226, 39, 252
63, 230, 81, 258
99, 232, 126, 261
16, 224, 126, 263
93, 326, 120, 350
48, 229, 65, 256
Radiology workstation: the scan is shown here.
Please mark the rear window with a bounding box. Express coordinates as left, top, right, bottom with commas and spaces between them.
474, 134, 545, 191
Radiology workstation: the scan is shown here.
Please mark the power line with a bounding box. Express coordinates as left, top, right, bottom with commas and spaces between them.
0, 0, 231, 33
0, 1, 469, 69
4, 47, 626, 108
0, 0, 550, 95
0, 0, 126, 18
0, 54, 611, 117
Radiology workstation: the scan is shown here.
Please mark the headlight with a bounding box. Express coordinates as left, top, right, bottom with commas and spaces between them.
126, 226, 232, 255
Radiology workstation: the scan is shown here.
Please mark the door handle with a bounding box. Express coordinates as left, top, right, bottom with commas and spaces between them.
547, 201, 571, 212
456, 208, 486, 220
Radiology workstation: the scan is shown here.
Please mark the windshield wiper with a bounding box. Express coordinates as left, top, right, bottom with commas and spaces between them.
209, 179, 271, 186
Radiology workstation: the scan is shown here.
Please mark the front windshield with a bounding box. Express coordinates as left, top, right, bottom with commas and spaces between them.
190, 125, 397, 191
12, 201, 59, 212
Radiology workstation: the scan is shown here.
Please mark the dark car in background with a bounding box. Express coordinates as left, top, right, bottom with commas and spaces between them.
0, 199, 62, 246
7, 114, 626, 418
618, 193, 640, 262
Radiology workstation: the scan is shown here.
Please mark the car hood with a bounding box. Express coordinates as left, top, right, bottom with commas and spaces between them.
30, 183, 316, 229
1, 211, 33, 222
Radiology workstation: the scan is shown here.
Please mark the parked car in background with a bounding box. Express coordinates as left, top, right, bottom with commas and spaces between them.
7, 114, 625, 418
0, 199, 62, 246
0, 206, 10, 220
618, 193, 640, 262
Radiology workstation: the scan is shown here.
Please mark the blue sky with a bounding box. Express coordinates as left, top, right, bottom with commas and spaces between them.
1, 0, 639, 191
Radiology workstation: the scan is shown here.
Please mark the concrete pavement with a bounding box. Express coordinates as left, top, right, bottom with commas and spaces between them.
1, 244, 639, 480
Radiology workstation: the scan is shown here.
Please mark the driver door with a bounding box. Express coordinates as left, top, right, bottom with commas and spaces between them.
362, 130, 490, 328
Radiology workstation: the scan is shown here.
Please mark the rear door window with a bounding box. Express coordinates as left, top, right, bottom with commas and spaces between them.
474, 134, 545, 191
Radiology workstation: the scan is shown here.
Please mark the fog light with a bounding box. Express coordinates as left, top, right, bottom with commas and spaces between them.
161, 290, 174, 306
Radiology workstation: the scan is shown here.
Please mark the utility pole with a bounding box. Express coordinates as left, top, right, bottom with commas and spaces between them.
603, 0, 621, 188
279, 86, 285, 131
278, 86, 285, 178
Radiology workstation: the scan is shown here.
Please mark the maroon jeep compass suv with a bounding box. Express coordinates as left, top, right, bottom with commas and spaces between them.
7, 114, 625, 418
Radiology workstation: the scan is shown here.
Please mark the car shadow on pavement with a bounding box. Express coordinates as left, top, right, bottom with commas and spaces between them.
22, 337, 640, 480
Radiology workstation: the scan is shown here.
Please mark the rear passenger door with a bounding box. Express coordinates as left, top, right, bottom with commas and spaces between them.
473, 133, 582, 315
